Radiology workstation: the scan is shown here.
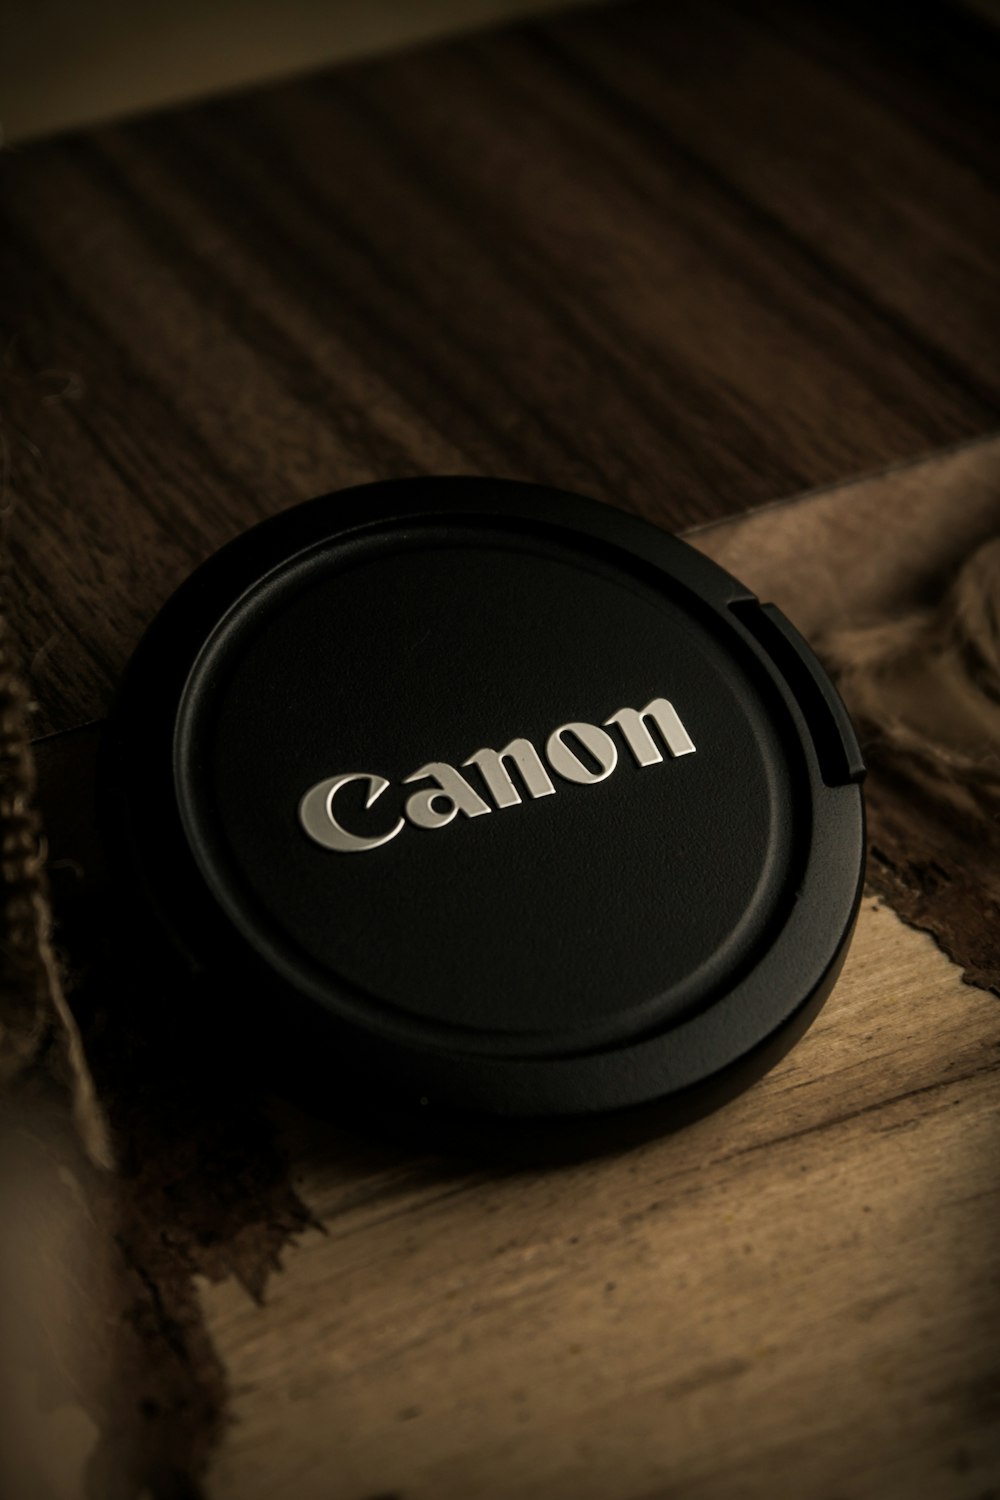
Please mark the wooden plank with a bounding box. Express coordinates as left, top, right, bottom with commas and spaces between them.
695, 434, 1000, 995
692, 434, 1000, 638
4, 2, 1000, 1492
543, 0, 1000, 404
13, 440, 999, 1500
742, 0, 1000, 190
199, 901, 1000, 1500
190, 434, 1000, 1500
2, 0, 999, 736
7, 897, 997, 1500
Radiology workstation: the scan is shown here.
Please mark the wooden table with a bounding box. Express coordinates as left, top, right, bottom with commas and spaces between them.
1, 2, 998, 1497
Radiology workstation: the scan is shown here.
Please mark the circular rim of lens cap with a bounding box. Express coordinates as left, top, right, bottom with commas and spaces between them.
100, 477, 865, 1155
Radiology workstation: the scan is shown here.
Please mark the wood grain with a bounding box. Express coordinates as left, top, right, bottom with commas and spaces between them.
187, 448, 1000, 1498
692, 435, 1000, 638
696, 435, 1000, 996
200, 900, 1000, 1500
15, 444, 1000, 1500
2, 0, 999, 735
4, 2, 1000, 1495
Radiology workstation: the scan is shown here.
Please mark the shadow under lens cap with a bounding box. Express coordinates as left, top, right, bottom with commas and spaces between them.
104, 478, 865, 1150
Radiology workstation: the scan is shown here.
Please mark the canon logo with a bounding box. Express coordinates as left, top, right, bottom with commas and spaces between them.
299, 697, 696, 854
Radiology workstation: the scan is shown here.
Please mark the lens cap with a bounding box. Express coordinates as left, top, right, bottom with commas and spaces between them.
101, 478, 864, 1154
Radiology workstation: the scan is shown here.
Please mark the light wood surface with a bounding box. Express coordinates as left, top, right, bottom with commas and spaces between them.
186, 437, 1000, 1500
10, 445, 997, 1500
200, 899, 999, 1500
697, 434, 1000, 998
693, 435, 1000, 640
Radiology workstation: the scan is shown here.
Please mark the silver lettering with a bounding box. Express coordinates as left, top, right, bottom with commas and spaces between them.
299, 773, 404, 853
464, 738, 555, 809
605, 697, 696, 766
545, 722, 618, 785
403, 762, 491, 830
299, 694, 696, 853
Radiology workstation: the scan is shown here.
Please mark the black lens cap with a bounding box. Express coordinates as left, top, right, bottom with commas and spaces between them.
101, 478, 864, 1155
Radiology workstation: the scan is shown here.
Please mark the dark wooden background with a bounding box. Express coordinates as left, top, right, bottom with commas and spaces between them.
2, 0, 999, 738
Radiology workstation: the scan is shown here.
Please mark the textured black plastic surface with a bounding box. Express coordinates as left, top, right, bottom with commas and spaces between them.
101, 478, 865, 1154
